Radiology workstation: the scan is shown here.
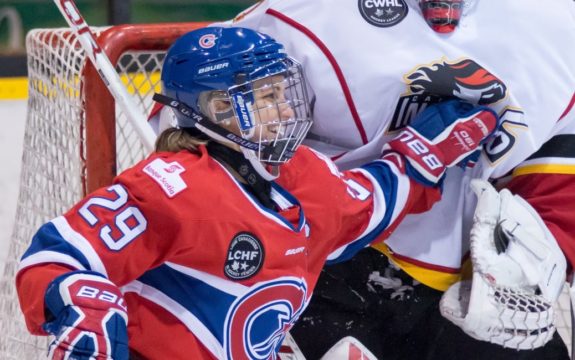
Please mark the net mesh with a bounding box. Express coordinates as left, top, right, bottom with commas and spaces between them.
0, 23, 572, 359
0, 28, 93, 359
0, 25, 175, 360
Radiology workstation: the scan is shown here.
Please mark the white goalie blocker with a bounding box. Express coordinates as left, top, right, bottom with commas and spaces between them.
440, 179, 567, 350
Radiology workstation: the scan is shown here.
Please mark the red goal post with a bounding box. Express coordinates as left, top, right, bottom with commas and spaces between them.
0, 22, 206, 360
84, 22, 208, 192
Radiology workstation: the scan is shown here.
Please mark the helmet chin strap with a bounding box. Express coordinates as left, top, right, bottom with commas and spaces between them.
240, 148, 279, 181
206, 142, 276, 209
193, 121, 280, 180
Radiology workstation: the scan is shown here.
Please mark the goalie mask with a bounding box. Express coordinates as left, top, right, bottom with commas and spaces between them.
419, 0, 464, 33
159, 27, 312, 180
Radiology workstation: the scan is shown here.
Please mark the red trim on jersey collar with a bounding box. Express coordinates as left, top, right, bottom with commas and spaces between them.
558, 91, 575, 122
266, 9, 369, 145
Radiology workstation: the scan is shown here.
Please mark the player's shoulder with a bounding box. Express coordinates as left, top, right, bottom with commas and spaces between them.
116, 147, 214, 202
282, 146, 342, 181
290, 145, 332, 165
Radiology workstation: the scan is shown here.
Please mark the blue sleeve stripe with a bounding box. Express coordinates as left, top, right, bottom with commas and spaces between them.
19, 217, 107, 276
326, 160, 409, 264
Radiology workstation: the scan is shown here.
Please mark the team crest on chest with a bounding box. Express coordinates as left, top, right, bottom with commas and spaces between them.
388, 58, 508, 133
224, 278, 308, 359
358, 0, 408, 28
224, 232, 264, 280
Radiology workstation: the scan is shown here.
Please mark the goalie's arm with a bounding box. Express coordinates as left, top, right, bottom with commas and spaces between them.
505, 134, 575, 271
505, 172, 575, 269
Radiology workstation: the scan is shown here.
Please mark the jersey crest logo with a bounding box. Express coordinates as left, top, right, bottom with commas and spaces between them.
224, 278, 308, 359
389, 58, 508, 133
358, 0, 408, 28
143, 158, 187, 198
199, 34, 216, 49
224, 232, 265, 280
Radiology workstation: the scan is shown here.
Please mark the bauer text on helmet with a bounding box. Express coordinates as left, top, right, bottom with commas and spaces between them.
159, 27, 313, 169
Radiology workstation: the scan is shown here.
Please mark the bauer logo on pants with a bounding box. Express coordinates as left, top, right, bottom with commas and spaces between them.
225, 232, 264, 280
358, 0, 408, 28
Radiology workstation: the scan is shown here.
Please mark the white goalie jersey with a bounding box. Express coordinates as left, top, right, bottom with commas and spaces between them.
218, 0, 575, 290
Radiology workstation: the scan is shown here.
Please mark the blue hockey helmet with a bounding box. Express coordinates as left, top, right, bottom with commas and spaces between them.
162, 27, 289, 119
159, 27, 312, 177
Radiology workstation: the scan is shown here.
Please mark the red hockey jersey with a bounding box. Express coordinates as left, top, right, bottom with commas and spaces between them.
17, 145, 439, 359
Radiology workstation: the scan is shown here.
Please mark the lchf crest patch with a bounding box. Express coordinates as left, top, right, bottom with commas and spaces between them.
358, 0, 409, 28
224, 232, 265, 280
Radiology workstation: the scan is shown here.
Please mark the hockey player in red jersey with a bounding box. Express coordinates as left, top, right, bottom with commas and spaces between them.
15, 27, 497, 360
224, 0, 575, 359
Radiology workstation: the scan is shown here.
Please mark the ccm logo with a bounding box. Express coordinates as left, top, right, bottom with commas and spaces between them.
76, 285, 127, 310
397, 131, 443, 170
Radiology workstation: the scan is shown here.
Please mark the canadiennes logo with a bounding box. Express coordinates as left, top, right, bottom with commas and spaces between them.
199, 33, 216, 49
358, 0, 409, 28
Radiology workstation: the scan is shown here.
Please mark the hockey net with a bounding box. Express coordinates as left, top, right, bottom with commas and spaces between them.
0, 22, 205, 360
0, 21, 573, 360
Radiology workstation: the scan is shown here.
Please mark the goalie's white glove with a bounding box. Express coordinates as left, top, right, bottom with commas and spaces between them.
468, 179, 566, 300
440, 179, 567, 350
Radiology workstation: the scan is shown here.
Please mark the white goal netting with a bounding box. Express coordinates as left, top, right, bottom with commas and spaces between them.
0, 23, 201, 360
0, 22, 572, 360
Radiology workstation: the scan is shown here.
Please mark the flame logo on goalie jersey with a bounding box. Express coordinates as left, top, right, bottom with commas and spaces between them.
224, 278, 308, 360
389, 58, 507, 133
407, 59, 507, 105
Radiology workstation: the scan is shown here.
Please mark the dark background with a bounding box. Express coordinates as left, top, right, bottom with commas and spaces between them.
0, 0, 255, 76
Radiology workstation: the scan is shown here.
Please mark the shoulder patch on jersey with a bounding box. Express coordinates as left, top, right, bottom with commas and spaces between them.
224, 232, 265, 281
358, 0, 408, 28
143, 158, 187, 198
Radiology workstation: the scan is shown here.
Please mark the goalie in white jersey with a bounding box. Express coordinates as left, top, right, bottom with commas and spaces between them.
211, 0, 575, 358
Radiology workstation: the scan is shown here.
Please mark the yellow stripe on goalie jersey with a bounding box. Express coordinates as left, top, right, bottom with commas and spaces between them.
513, 163, 575, 176
372, 243, 472, 291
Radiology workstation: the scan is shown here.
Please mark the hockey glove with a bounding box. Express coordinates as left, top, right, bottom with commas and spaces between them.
440, 180, 566, 350
43, 271, 129, 360
384, 99, 498, 186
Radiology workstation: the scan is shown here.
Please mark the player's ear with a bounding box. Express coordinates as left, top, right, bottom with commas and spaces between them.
209, 98, 235, 126
211, 99, 232, 113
